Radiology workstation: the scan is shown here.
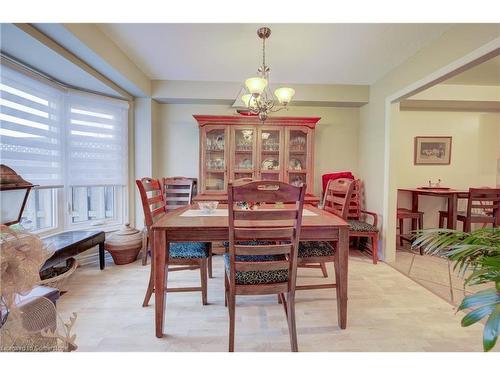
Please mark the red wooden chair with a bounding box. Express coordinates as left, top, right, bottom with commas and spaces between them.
136, 177, 210, 307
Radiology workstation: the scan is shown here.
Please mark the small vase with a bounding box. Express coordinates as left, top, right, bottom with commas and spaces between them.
105, 224, 143, 265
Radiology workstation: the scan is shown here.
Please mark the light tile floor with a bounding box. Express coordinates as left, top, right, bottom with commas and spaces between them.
57, 251, 493, 352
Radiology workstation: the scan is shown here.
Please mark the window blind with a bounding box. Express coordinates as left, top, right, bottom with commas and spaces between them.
0, 64, 129, 188
66, 92, 129, 186
0, 65, 64, 186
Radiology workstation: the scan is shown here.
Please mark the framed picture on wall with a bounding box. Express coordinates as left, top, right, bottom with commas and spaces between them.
414, 136, 452, 165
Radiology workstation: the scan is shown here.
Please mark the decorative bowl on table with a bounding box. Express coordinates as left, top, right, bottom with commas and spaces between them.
197, 201, 219, 214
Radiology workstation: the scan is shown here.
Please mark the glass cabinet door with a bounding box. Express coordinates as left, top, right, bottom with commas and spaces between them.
231, 127, 256, 182
286, 128, 311, 190
202, 126, 228, 193
258, 128, 283, 181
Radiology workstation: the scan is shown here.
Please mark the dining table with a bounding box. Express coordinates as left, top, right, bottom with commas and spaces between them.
398, 187, 469, 230
151, 203, 350, 338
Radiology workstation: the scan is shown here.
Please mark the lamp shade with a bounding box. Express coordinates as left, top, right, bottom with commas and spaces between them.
0, 164, 35, 226
245, 77, 268, 95
274, 87, 295, 105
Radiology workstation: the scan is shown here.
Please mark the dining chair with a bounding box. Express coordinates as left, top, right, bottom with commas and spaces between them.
346, 179, 380, 264
296, 178, 354, 290
226, 180, 306, 352
136, 177, 210, 307
397, 208, 424, 255
438, 188, 500, 232
161, 177, 213, 279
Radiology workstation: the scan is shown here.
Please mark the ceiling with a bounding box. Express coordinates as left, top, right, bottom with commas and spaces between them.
98, 23, 453, 84
444, 54, 500, 86
0, 23, 124, 98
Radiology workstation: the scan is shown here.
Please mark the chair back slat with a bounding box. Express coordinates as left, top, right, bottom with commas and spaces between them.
234, 227, 295, 240
234, 209, 298, 221
235, 244, 292, 256
323, 178, 355, 220
465, 188, 500, 230
235, 260, 290, 272
162, 177, 194, 212
136, 177, 167, 231
228, 180, 306, 292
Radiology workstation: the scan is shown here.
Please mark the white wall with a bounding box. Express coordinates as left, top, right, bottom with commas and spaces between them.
358, 24, 500, 261
154, 104, 360, 196
394, 111, 500, 231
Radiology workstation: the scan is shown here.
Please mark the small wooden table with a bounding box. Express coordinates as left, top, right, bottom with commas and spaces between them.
151, 204, 350, 338
398, 188, 469, 229
41, 230, 106, 271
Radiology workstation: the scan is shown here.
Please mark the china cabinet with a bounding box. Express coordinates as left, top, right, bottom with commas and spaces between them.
195, 115, 320, 196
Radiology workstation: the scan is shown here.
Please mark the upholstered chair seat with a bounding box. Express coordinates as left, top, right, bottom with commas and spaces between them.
298, 241, 334, 258
170, 242, 210, 259
223, 253, 289, 285
348, 219, 379, 233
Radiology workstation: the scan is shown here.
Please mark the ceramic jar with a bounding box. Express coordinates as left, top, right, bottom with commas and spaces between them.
105, 224, 143, 265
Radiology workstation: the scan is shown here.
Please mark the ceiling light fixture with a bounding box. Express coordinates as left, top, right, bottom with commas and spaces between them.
239, 27, 295, 122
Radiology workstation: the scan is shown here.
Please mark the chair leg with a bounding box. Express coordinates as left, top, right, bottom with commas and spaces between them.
398, 219, 404, 246
228, 288, 236, 352
224, 272, 229, 307
371, 235, 378, 264
208, 245, 213, 279
142, 234, 149, 266
286, 292, 298, 352
200, 259, 208, 306
320, 262, 328, 278
142, 258, 154, 307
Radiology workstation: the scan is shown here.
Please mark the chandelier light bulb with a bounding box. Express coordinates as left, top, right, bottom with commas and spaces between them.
274, 87, 295, 105
245, 77, 268, 95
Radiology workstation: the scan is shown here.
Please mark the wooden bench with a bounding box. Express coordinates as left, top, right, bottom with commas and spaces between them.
41, 230, 106, 271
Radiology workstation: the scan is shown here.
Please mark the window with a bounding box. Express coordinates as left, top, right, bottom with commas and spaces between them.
0, 64, 129, 233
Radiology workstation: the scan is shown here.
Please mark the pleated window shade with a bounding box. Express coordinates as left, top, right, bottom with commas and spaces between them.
0, 65, 129, 188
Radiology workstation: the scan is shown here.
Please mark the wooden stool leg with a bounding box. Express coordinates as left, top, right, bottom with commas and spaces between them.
439, 213, 445, 229
200, 259, 208, 306
371, 235, 378, 264
142, 260, 154, 307
418, 214, 424, 255
399, 218, 404, 246
228, 289, 236, 352
320, 262, 328, 278
286, 292, 298, 352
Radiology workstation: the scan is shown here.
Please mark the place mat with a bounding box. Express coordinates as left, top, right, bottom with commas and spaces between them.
180, 208, 318, 217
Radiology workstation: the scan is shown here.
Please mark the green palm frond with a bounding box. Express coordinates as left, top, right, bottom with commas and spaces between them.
412, 227, 500, 351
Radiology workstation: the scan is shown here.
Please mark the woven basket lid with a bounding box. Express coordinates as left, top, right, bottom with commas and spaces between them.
106, 224, 143, 248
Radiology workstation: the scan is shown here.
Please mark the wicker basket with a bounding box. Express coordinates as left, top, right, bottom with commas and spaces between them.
39, 258, 78, 291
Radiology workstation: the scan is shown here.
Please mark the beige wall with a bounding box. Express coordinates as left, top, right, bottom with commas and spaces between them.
358, 24, 500, 261
154, 104, 360, 196
394, 110, 500, 231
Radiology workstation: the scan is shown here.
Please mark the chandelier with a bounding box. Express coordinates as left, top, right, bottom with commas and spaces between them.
240, 27, 295, 122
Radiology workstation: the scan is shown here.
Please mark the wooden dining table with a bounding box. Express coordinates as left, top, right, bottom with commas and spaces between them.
151, 204, 350, 338
398, 188, 469, 230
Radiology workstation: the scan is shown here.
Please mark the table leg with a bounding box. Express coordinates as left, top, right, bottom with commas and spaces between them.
154, 229, 167, 338
334, 226, 349, 329
447, 195, 458, 230
411, 192, 419, 231
98, 242, 105, 270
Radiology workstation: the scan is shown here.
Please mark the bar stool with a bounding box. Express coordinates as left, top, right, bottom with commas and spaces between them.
396, 208, 424, 254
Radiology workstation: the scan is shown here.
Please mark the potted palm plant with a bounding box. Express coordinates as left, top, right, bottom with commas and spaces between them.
412, 227, 499, 351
